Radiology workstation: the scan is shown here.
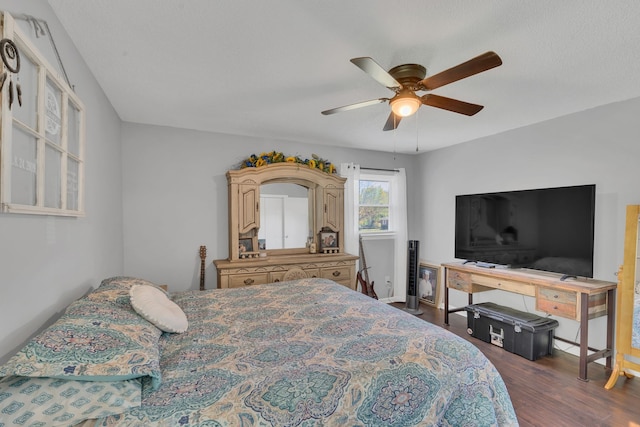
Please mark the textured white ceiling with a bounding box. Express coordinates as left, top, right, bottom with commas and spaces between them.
47, 0, 640, 154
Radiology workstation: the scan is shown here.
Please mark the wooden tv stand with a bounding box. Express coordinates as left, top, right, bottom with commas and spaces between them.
442, 262, 617, 381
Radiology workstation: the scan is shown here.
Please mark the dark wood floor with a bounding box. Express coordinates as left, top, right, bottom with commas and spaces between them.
391, 302, 640, 427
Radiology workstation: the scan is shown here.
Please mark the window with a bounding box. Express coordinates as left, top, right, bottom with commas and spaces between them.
359, 179, 390, 232
340, 164, 408, 300
0, 12, 85, 216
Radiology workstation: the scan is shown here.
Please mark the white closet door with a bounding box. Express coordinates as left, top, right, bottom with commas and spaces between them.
259, 196, 284, 249
284, 197, 308, 248
259, 196, 308, 249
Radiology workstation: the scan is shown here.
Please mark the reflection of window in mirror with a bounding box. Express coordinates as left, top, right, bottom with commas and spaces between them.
258, 183, 309, 249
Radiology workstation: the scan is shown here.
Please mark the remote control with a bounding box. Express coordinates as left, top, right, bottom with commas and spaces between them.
476, 261, 496, 268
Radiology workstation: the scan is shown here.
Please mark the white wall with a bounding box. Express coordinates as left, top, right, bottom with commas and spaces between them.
120, 122, 418, 291
0, 2, 124, 361
416, 97, 640, 355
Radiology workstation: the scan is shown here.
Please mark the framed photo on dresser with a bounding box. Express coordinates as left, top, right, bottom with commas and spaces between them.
319, 231, 338, 249
239, 238, 253, 254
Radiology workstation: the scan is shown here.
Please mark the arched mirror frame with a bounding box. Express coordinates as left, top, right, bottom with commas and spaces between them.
226, 163, 346, 261
605, 204, 640, 389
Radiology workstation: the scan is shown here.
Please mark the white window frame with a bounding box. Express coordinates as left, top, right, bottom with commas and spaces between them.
0, 12, 85, 217
358, 170, 396, 235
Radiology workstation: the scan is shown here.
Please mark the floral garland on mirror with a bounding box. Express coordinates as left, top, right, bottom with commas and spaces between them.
239, 151, 336, 174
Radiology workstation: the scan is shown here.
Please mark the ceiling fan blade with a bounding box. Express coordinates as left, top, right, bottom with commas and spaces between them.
350, 57, 403, 90
321, 98, 388, 115
382, 112, 402, 131
419, 51, 502, 91
421, 94, 484, 116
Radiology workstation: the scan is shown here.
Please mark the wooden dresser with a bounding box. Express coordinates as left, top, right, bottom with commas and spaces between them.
215, 253, 358, 289
214, 162, 357, 289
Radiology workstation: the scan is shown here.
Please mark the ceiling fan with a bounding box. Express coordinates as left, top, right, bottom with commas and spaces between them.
321, 51, 502, 131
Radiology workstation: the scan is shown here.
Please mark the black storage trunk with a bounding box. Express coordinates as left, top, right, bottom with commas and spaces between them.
465, 302, 559, 361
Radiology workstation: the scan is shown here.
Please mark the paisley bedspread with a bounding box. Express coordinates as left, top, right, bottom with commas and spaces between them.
84, 277, 517, 426
0, 277, 518, 426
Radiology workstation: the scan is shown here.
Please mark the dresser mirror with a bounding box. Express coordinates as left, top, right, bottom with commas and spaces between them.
605, 205, 640, 389
224, 163, 346, 261
258, 183, 311, 250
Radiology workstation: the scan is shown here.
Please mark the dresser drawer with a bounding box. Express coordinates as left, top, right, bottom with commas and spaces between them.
320, 266, 352, 282
473, 275, 536, 296
269, 271, 287, 283
446, 270, 472, 291
536, 286, 577, 319
446, 270, 493, 293
305, 268, 320, 278
228, 273, 270, 288
270, 267, 320, 283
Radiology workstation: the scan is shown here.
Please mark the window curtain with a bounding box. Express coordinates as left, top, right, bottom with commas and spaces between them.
339, 163, 360, 267
390, 168, 408, 302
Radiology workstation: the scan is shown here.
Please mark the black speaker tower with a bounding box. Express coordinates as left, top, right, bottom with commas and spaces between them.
403, 240, 423, 315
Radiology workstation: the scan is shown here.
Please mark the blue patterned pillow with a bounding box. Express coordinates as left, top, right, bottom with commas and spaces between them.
84, 276, 169, 306
0, 375, 140, 426
0, 279, 163, 390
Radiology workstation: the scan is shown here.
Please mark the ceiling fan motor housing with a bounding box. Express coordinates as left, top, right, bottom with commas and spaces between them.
388, 64, 427, 91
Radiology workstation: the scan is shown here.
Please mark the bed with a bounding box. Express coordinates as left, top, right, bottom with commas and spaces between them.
0, 276, 518, 426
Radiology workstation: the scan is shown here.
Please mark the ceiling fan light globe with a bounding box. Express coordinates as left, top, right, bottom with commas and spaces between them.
390, 96, 421, 117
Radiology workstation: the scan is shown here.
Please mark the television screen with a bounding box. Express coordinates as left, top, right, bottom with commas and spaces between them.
454, 184, 596, 278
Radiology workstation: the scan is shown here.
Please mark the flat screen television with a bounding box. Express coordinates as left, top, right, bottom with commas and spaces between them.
454, 184, 596, 278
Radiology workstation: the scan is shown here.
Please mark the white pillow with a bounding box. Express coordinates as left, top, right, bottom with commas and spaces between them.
130, 284, 188, 333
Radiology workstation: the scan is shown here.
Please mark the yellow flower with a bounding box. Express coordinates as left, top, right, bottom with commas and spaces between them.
239, 152, 334, 173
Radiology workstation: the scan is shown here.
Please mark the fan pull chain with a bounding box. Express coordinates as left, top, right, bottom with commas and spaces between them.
415, 110, 420, 152
393, 114, 397, 161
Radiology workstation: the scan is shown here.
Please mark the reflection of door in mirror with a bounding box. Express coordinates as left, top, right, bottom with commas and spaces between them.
258, 183, 309, 249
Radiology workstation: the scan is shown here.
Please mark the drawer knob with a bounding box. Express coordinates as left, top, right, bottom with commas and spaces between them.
554, 295, 559, 299
332, 271, 341, 277
244, 278, 255, 285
